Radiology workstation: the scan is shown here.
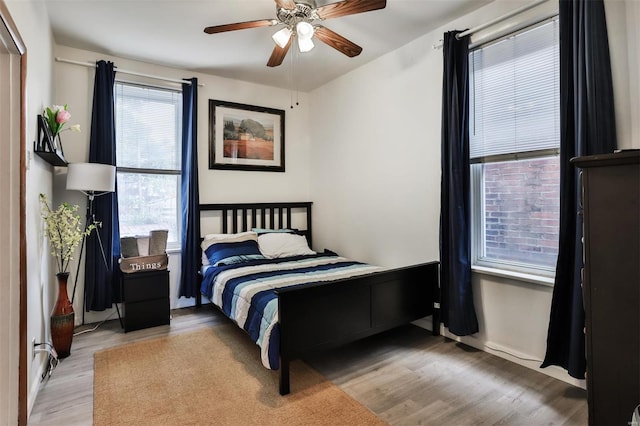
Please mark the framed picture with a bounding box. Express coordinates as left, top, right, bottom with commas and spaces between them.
34, 114, 66, 166
37, 114, 55, 152
209, 99, 285, 172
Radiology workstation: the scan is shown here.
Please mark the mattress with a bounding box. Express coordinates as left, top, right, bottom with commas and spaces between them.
200, 254, 380, 369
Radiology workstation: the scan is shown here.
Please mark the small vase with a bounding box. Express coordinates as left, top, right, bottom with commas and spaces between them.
51, 272, 74, 358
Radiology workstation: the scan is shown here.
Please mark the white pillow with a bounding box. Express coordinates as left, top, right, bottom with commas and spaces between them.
201, 231, 257, 250
258, 233, 315, 258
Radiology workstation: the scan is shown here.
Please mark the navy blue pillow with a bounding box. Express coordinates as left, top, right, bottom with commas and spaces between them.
205, 239, 265, 266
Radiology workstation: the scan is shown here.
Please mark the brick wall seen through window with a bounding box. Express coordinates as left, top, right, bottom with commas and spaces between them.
480, 157, 559, 268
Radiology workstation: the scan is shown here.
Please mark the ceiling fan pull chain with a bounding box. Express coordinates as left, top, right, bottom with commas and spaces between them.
290, 45, 295, 109
294, 48, 300, 107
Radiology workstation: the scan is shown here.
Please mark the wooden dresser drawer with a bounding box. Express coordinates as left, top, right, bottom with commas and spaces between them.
123, 298, 170, 332
122, 270, 170, 332
123, 270, 169, 303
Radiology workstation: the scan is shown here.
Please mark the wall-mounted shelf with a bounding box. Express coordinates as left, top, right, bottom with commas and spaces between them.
33, 147, 67, 166
34, 114, 67, 167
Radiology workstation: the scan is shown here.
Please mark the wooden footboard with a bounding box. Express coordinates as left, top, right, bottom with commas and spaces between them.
277, 261, 440, 395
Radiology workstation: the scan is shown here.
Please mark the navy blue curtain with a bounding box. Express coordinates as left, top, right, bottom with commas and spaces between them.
85, 60, 121, 311
179, 78, 200, 298
439, 31, 479, 336
541, 0, 617, 379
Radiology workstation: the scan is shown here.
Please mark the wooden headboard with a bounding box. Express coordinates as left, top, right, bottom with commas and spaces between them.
198, 202, 313, 247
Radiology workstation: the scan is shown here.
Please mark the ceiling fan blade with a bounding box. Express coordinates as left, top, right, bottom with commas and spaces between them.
204, 19, 276, 34
274, 0, 296, 9
267, 37, 293, 67
315, 0, 386, 20
314, 26, 363, 57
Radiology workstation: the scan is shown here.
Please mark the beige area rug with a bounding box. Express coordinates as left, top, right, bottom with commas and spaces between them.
94, 325, 386, 426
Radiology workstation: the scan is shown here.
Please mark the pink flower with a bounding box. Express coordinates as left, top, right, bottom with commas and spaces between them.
44, 104, 80, 136
56, 109, 71, 124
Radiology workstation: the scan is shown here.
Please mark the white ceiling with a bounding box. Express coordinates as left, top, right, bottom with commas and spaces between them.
46, 0, 492, 91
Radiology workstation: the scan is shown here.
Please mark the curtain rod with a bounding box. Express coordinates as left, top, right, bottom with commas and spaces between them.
55, 57, 204, 87
432, 0, 549, 49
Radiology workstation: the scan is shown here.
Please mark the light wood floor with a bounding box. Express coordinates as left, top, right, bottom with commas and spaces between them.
28, 306, 588, 425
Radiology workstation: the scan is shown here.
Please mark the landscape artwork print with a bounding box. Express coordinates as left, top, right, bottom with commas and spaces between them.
209, 100, 285, 172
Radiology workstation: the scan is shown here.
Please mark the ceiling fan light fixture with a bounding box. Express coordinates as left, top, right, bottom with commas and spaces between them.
272, 27, 292, 48
298, 36, 314, 53
296, 21, 314, 40
205, 0, 386, 67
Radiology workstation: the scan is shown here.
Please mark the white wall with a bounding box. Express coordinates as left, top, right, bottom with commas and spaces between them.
52, 44, 312, 321
606, 0, 635, 150
4, 0, 57, 420
629, 1, 640, 144
309, 45, 442, 266
309, 0, 639, 387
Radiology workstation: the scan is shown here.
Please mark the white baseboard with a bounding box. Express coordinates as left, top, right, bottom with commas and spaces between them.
28, 357, 47, 419
412, 316, 433, 331
412, 321, 585, 389
476, 339, 585, 388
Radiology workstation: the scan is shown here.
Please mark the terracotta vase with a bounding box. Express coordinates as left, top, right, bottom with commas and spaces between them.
51, 272, 74, 358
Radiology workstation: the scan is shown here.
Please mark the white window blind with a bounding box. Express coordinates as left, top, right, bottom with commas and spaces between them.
115, 84, 181, 170
469, 18, 560, 161
115, 82, 182, 247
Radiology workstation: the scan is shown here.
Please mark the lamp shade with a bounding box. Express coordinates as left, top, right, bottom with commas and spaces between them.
66, 162, 116, 193
296, 21, 314, 40
298, 36, 314, 53
272, 27, 292, 48
296, 22, 315, 52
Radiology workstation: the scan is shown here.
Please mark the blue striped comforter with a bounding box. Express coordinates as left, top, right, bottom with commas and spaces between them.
200, 254, 381, 369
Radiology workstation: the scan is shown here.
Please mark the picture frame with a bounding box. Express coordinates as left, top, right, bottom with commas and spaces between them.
36, 114, 55, 152
209, 99, 285, 172
34, 114, 67, 166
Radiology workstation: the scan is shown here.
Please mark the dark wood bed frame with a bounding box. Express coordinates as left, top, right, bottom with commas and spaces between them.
197, 202, 440, 395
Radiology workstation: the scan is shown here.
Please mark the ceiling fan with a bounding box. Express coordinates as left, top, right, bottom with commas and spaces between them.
204, 0, 387, 67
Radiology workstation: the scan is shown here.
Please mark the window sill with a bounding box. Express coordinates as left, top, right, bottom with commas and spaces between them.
471, 265, 555, 287
166, 247, 181, 255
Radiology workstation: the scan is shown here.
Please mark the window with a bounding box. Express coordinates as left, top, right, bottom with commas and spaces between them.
469, 18, 560, 276
115, 83, 182, 249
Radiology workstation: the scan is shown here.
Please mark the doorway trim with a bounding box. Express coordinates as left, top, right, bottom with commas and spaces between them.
0, 1, 27, 425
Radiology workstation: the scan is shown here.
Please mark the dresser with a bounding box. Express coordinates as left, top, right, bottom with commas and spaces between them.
122, 270, 170, 332
572, 151, 640, 426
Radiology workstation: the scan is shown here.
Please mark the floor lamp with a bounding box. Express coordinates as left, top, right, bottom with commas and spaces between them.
66, 162, 116, 324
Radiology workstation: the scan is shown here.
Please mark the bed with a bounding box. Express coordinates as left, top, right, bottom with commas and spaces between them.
197, 202, 440, 395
